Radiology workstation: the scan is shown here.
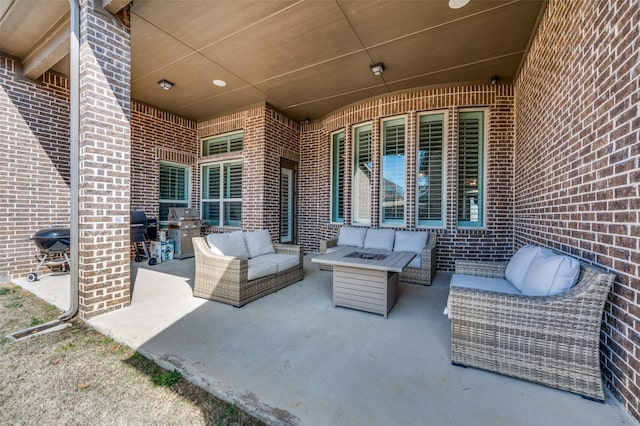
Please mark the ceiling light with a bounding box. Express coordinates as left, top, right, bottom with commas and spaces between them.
158, 79, 174, 90
449, 0, 470, 9
213, 79, 227, 87
370, 63, 385, 76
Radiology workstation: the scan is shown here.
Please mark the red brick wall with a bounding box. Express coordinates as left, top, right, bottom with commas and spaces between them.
76, 1, 131, 318
300, 86, 515, 270
514, 0, 639, 420
0, 57, 71, 280
198, 105, 300, 241
130, 102, 198, 220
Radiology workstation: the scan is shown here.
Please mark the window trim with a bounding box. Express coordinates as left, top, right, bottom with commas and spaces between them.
380, 115, 408, 227
351, 121, 373, 226
158, 161, 190, 224
457, 108, 487, 229
201, 159, 243, 228
416, 110, 448, 229
330, 129, 346, 224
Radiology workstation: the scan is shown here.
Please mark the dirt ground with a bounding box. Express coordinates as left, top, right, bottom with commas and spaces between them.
0, 283, 265, 426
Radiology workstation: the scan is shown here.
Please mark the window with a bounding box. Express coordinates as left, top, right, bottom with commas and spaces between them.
417, 113, 445, 227
381, 117, 406, 225
352, 123, 372, 225
159, 162, 189, 222
457, 110, 484, 227
331, 130, 345, 223
202, 161, 242, 227
202, 131, 243, 156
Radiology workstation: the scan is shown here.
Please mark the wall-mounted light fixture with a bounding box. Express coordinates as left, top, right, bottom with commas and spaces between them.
449, 0, 470, 9
490, 75, 498, 85
158, 79, 174, 90
370, 63, 385, 76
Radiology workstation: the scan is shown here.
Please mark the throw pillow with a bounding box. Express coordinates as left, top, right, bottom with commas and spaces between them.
336, 226, 367, 248
520, 252, 581, 296
363, 229, 396, 250
505, 245, 544, 291
244, 229, 276, 258
207, 231, 249, 258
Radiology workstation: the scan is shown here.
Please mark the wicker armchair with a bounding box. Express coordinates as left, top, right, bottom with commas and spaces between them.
319, 231, 437, 285
449, 259, 614, 401
192, 237, 304, 307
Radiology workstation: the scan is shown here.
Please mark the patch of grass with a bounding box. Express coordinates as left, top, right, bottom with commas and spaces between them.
151, 369, 183, 387
0, 288, 11, 296
30, 317, 44, 326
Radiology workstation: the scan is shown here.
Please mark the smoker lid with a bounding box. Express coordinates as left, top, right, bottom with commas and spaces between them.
168, 207, 200, 221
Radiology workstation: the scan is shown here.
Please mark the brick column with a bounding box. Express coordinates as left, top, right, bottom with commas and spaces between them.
78, 0, 131, 318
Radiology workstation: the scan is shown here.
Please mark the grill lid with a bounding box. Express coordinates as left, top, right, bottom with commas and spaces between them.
168, 207, 200, 221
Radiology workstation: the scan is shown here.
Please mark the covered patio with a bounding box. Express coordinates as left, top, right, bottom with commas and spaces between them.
2, 0, 639, 423
17, 259, 635, 425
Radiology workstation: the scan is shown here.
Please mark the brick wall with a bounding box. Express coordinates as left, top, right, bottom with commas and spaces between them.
76, 0, 131, 318
300, 86, 515, 270
131, 102, 198, 219
514, 0, 639, 420
0, 57, 71, 281
198, 104, 300, 240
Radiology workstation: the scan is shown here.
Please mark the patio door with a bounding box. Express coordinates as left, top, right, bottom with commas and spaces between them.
280, 159, 297, 244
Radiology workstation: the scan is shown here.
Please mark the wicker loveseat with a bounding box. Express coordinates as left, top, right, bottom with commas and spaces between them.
319, 227, 436, 285
448, 247, 614, 401
192, 230, 304, 307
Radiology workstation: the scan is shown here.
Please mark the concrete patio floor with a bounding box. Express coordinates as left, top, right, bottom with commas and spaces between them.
15, 256, 636, 426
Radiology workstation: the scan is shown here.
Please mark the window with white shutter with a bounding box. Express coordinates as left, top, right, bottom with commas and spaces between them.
417, 112, 445, 227
202, 131, 243, 156
159, 162, 189, 222
202, 160, 242, 227
381, 117, 406, 225
331, 130, 345, 223
457, 110, 484, 227
352, 123, 372, 225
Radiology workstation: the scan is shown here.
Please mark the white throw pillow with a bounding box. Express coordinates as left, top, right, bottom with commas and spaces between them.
244, 229, 276, 258
393, 231, 427, 253
207, 231, 249, 259
337, 226, 367, 248
363, 229, 396, 250
520, 252, 581, 296
505, 245, 544, 290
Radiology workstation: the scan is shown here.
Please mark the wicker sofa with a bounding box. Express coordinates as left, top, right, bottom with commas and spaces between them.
192, 230, 304, 307
448, 247, 614, 401
319, 227, 436, 285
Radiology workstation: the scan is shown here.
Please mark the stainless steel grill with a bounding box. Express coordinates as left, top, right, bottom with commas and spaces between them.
167, 207, 202, 259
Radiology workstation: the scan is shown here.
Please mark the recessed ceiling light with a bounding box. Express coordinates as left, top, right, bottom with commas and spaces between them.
213, 79, 227, 87
449, 0, 470, 9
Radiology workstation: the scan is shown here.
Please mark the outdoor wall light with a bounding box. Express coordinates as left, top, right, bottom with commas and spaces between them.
370, 63, 385, 76
158, 79, 174, 90
449, 0, 470, 9
491, 75, 499, 85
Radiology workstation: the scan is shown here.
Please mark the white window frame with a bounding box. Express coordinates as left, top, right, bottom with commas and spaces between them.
351, 121, 373, 226
201, 160, 243, 228
416, 110, 447, 229
158, 161, 190, 223
457, 108, 487, 228
380, 115, 408, 227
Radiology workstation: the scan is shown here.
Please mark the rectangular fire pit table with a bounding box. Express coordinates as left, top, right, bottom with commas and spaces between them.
312, 247, 416, 318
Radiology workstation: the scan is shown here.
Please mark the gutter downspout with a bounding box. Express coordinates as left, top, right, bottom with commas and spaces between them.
59, 0, 79, 321
6, 0, 79, 341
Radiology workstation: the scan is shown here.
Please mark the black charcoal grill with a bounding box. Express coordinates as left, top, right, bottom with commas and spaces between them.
27, 227, 71, 282
130, 210, 157, 266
